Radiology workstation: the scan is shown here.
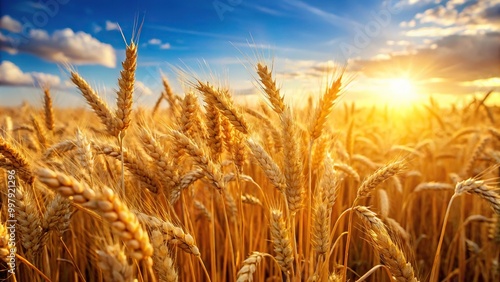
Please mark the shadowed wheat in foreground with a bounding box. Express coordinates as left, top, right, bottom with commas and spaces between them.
0, 41, 499, 282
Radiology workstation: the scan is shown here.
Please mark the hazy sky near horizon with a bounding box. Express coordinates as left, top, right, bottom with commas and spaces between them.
0, 0, 499, 107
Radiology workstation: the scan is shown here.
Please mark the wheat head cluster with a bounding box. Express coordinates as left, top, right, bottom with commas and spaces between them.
0, 41, 499, 282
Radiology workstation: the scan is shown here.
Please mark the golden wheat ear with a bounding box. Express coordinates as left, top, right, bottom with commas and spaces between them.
70, 71, 118, 136
42, 86, 55, 132
114, 41, 137, 137
354, 206, 420, 282
0, 136, 34, 184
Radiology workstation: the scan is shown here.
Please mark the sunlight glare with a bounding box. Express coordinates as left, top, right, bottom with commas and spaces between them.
386, 77, 420, 105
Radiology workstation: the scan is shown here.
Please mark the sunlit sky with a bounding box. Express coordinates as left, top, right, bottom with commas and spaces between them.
0, 0, 499, 107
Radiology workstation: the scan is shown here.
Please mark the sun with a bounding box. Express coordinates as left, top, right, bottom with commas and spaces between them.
385, 77, 420, 105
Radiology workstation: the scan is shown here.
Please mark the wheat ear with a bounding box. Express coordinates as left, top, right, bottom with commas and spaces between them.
70, 71, 117, 135
281, 109, 304, 213
354, 206, 419, 282
96, 244, 134, 282
455, 178, 500, 214
94, 144, 161, 193
15, 185, 43, 260
256, 63, 285, 114
196, 81, 249, 134
312, 199, 330, 255
161, 75, 180, 113
43, 139, 77, 159
310, 74, 342, 140
75, 129, 93, 174
0, 136, 34, 184
333, 162, 360, 183
237, 251, 266, 282
269, 209, 294, 274
94, 187, 155, 262
137, 213, 200, 256
43, 86, 55, 131
36, 167, 96, 205
138, 128, 179, 193
246, 138, 286, 192
151, 230, 178, 282
179, 91, 202, 139
356, 160, 405, 201
31, 114, 48, 149
204, 103, 224, 160
170, 130, 224, 191
114, 41, 137, 135
42, 194, 73, 234
37, 168, 153, 262
414, 182, 454, 192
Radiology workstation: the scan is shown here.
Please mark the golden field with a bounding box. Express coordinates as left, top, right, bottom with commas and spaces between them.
0, 42, 499, 282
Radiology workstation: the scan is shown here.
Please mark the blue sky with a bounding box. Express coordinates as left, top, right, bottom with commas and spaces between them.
1, 0, 499, 107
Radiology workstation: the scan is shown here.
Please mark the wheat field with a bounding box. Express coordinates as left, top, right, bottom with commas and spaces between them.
0, 41, 499, 282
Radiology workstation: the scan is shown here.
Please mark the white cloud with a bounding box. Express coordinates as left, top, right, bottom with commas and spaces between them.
401, 0, 500, 36
160, 43, 171, 50
31, 72, 62, 86
0, 61, 61, 86
0, 15, 21, 33
417, 5, 459, 26
105, 20, 120, 31
0, 27, 116, 68
135, 81, 153, 96
405, 26, 464, 37
398, 0, 442, 6
400, 19, 416, 28
93, 23, 102, 33
354, 32, 500, 82
148, 38, 161, 45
